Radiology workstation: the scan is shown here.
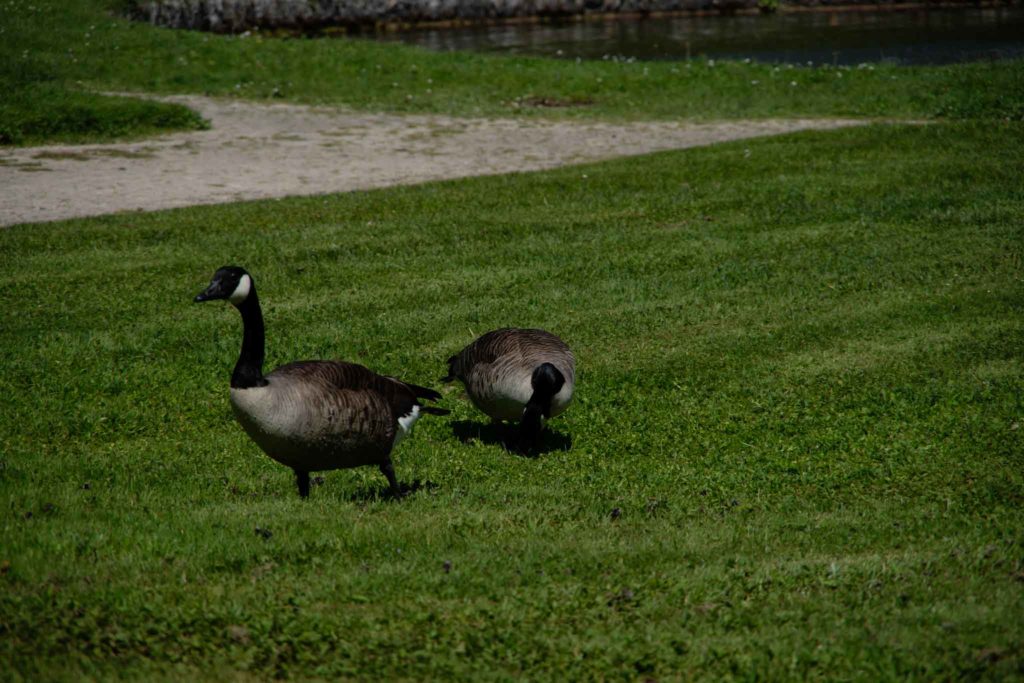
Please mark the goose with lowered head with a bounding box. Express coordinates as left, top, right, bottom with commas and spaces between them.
442, 328, 575, 452
194, 266, 448, 498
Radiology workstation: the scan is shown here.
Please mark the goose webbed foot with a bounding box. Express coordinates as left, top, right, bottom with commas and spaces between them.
295, 470, 310, 499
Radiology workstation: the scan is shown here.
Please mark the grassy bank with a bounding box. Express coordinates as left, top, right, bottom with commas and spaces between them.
1, 120, 1022, 679
2, 0, 1023, 145
0, 28, 208, 146
0, 79, 207, 146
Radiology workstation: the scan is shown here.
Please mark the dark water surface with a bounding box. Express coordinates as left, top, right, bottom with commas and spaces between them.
372, 7, 1024, 65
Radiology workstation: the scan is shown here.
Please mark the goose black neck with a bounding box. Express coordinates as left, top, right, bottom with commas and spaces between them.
519, 363, 565, 452
519, 396, 547, 450
232, 290, 267, 389
530, 363, 565, 414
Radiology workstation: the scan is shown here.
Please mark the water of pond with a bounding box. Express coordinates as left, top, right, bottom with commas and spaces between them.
371, 7, 1024, 65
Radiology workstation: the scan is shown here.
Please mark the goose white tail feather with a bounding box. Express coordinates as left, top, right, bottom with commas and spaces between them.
394, 405, 422, 447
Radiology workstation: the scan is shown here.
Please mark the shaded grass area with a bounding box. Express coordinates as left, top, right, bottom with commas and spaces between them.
0, 50, 207, 146
1, 121, 1022, 679
2, 0, 1024, 146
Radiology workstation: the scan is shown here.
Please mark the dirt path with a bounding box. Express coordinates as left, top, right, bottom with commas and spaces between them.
0, 95, 867, 226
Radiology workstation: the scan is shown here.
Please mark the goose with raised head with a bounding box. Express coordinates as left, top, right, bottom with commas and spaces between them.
194, 266, 448, 498
441, 328, 575, 452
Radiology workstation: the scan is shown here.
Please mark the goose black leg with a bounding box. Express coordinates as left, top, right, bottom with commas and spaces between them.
379, 460, 402, 498
295, 470, 310, 499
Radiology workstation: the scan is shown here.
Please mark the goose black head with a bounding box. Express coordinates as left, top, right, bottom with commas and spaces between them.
194, 266, 252, 306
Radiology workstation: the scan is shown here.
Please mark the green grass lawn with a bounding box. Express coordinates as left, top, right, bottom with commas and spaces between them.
2, 0, 1024, 145
1, 120, 1022, 679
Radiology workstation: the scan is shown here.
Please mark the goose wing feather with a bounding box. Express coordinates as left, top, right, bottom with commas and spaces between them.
268, 360, 432, 421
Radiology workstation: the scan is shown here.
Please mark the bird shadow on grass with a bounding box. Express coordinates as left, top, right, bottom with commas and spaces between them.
449, 419, 572, 458
336, 478, 439, 503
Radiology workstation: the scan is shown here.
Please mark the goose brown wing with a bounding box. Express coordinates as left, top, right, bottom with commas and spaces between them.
269, 360, 442, 420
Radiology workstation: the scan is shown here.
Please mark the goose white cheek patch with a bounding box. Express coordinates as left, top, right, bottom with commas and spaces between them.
228, 274, 252, 305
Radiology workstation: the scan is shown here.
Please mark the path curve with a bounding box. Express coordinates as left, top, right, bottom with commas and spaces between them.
0, 95, 867, 226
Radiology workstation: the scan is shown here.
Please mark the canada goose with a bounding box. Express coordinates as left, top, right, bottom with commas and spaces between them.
194, 266, 448, 498
441, 328, 575, 451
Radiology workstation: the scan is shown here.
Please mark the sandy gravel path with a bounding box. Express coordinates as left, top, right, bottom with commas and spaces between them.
0, 95, 867, 226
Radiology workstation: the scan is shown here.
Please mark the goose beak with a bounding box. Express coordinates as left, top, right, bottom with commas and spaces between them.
194, 284, 219, 302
